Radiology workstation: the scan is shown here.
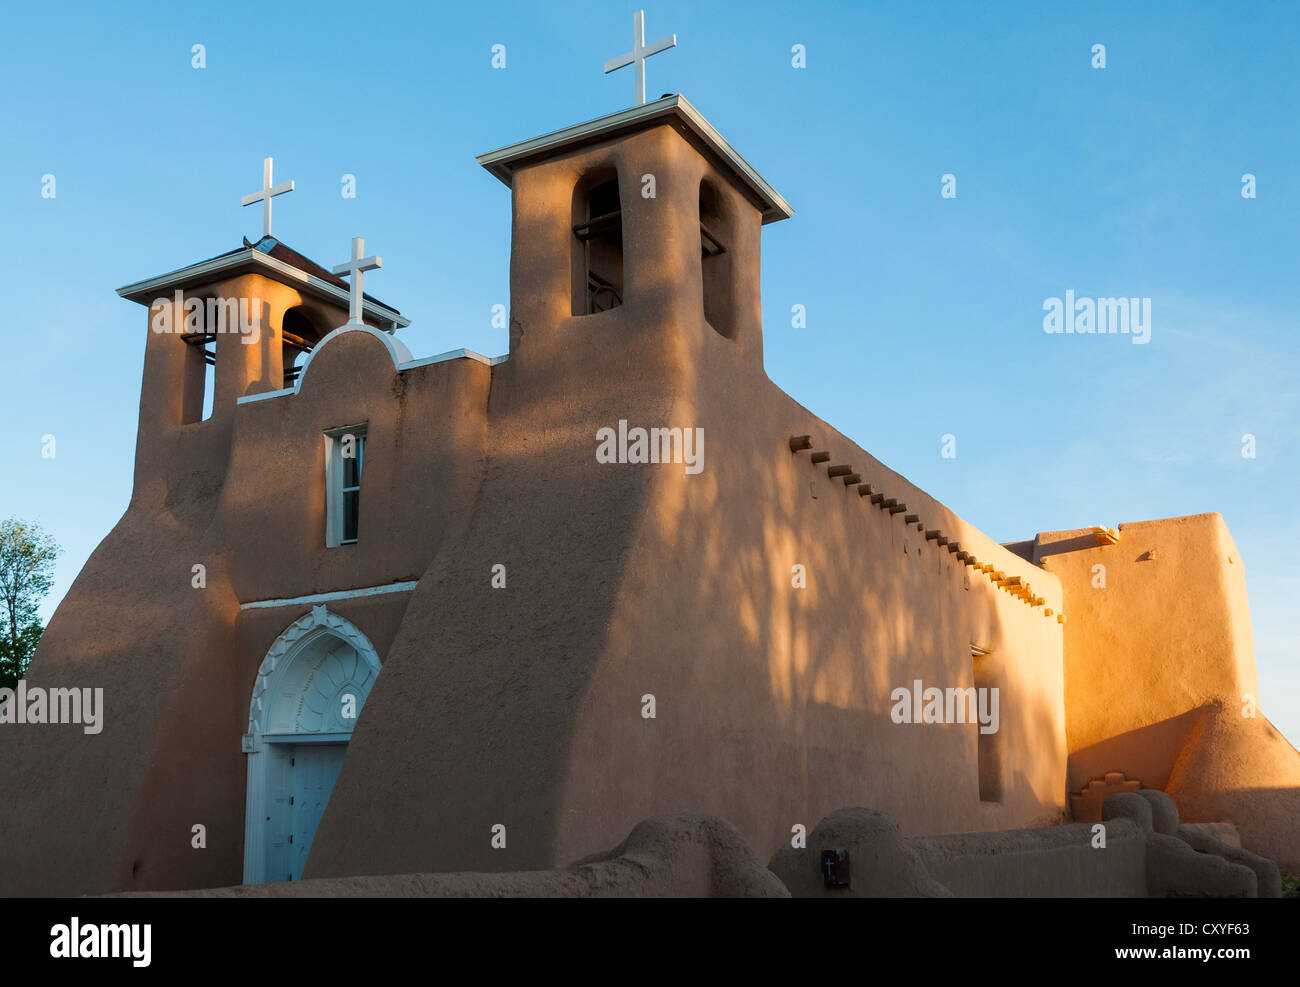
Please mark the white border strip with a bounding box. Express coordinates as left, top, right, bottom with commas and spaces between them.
237, 387, 294, 405
240, 581, 418, 611
401, 347, 496, 370
235, 350, 509, 405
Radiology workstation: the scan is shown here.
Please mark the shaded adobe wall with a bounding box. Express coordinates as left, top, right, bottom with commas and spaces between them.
0, 280, 473, 895
551, 346, 1069, 864
551, 130, 1068, 852
214, 330, 492, 604
185, 328, 492, 890
0, 278, 306, 894
0, 290, 255, 893
0, 512, 242, 896
306, 124, 713, 879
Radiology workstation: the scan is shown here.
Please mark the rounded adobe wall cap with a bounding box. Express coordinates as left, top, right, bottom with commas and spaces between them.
811, 806, 901, 841
296, 324, 414, 392
1102, 792, 1154, 833
1136, 789, 1181, 835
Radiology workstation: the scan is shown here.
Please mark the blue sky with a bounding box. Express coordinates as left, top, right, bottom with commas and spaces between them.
2, 0, 1297, 744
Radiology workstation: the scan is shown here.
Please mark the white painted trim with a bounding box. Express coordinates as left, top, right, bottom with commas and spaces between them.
235, 348, 509, 407
477, 97, 681, 171
240, 581, 418, 611
476, 94, 794, 224
298, 325, 415, 390
399, 347, 496, 370
323, 424, 367, 549
117, 248, 261, 298
673, 97, 795, 223
323, 431, 342, 548
116, 248, 410, 328
262, 731, 353, 744
237, 387, 294, 405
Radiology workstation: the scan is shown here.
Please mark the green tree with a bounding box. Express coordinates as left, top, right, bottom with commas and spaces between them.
0, 519, 61, 690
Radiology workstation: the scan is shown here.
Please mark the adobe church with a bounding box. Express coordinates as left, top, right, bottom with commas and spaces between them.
1, 18, 1297, 895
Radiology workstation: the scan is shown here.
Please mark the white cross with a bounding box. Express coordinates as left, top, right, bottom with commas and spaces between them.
604, 10, 676, 106
240, 157, 294, 238
331, 236, 382, 325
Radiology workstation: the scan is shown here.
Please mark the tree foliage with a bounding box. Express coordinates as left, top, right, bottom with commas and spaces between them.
0, 518, 60, 688
0, 623, 43, 691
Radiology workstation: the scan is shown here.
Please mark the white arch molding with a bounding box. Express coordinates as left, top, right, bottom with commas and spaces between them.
242, 605, 382, 884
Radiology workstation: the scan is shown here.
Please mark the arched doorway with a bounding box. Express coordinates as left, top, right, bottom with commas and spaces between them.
242, 605, 381, 884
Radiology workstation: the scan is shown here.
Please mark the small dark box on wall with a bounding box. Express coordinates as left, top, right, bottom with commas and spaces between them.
821, 848, 850, 887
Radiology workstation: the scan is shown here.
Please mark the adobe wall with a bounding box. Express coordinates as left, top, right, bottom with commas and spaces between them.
0, 510, 240, 896
306, 122, 1070, 881
304, 124, 734, 878
1041, 513, 1300, 872
216, 333, 492, 603
0, 277, 299, 895
546, 348, 1069, 865
0, 292, 492, 894
1041, 514, 1257, 790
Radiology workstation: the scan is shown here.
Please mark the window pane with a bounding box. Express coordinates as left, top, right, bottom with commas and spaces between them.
342, 489, 359, 543
342, 437, 363, 488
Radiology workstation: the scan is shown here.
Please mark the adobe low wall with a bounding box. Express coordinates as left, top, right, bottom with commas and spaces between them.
768, 805, 1147, 897
113, 795, 1281, 899
910, 821, 1147, 897
114, 814, 788, 899
770, 793, 1279, 898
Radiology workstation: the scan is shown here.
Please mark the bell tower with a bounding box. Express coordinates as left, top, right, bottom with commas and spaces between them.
117, 155, 409, 452
476, 95, 792, 372
116, 232, 408, 507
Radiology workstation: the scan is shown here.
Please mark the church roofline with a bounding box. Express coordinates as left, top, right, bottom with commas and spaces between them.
475, 94, 794, 225
115, 238, 411, 332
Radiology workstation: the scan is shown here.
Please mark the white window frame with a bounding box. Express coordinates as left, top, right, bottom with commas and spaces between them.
324, 423, 367, 548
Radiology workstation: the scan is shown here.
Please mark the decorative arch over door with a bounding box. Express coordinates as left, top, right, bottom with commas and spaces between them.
242, 605, 381, 884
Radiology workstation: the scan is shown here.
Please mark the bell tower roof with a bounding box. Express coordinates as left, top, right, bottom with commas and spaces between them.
116, 235, 409, 332
476, 94, 793, 225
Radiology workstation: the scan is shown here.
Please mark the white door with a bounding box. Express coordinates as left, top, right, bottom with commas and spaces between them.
288, 743, 347, 880
244, 609, 383, 885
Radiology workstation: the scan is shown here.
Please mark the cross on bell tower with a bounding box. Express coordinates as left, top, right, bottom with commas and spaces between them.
331, 237, 382, 326
241, 157, 294, 238
604, 9, 677, 106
